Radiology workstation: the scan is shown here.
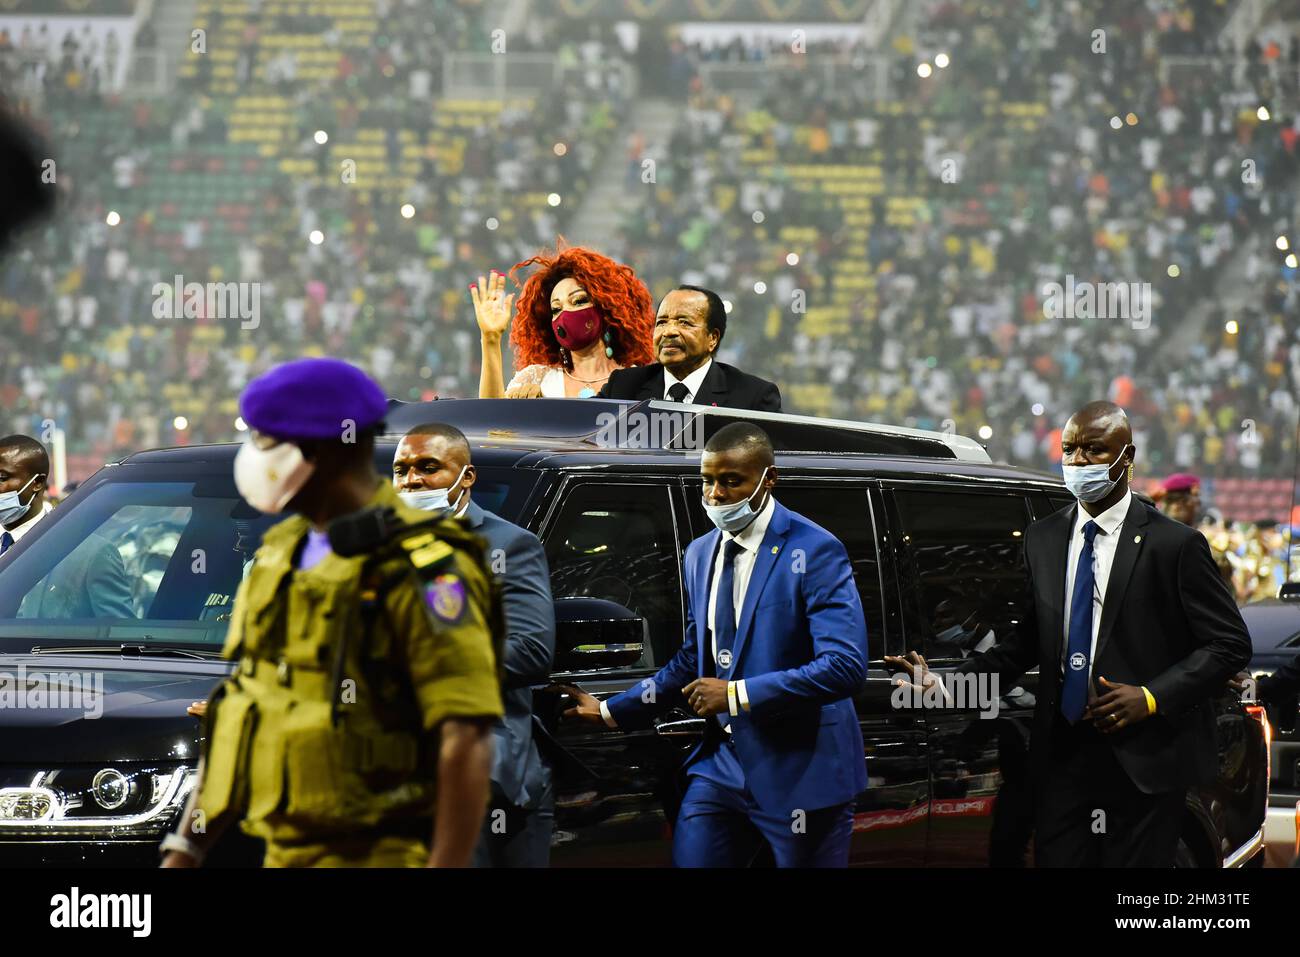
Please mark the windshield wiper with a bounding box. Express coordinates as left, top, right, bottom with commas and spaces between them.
29, 644, 225, 660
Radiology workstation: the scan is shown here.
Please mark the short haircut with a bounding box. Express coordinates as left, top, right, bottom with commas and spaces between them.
0, 434, 49, 483
675, 284, 727, 346
704, 422, 774, 467
402, 422, 470, 459
1069, 400, 1131, 439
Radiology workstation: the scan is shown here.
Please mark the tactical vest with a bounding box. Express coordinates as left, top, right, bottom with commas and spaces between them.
193, 504, 504, 843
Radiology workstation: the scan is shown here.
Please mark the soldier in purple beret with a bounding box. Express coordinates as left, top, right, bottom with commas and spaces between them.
166, 357, 504, 868
233, 357, 388, 514
1156, 473, 1201, 527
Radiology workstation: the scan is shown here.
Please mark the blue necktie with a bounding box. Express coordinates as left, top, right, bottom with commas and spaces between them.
0, 531, 13, 556
712, 539, 744, 726
1061, 520, 1100, 723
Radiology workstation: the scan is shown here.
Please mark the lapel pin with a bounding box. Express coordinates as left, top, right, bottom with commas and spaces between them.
771, 545, 779, 554
1134, 535, 1142, 543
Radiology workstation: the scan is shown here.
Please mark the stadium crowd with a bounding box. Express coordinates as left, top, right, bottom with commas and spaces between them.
0, 0, 1297, 529
617, 0, 1300, 481
2, 0, 624, 458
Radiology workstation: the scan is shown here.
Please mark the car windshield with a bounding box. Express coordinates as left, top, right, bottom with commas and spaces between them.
0, 480, 273, 650
0, 462, 529, 652
1240, 602, 1300, 652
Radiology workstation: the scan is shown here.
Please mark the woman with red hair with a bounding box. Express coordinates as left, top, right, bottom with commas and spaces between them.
473, 244, 655, 398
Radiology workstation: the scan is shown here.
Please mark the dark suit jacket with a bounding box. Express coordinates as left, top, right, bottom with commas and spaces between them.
597, 360, 782, 412
18, 532, 135, 619
958, 496, 1252, 794
463, 500, 556, 808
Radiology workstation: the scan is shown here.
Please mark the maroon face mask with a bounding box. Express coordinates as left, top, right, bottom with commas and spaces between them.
552, 305, 605, 351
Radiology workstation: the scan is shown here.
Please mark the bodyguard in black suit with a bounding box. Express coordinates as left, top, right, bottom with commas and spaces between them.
597, 285, 782, 412
890, 401, 1251, 866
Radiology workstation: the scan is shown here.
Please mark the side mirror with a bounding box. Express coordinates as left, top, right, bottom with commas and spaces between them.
552, 597, 645, 673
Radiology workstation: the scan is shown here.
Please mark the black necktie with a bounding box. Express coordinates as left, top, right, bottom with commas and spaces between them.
667, 381, 689, 402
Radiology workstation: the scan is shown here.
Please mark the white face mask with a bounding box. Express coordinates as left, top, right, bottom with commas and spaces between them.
702, 468, 771, 533
397, 466, 468, 514
1061, 445, 1132, 504
233, 438, 315, 514
0, 473, 40, 526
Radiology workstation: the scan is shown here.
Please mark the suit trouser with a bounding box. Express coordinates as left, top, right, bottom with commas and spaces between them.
671, 739, 853, 868
1034, 712, 1186, 867
472, 775, 556, 868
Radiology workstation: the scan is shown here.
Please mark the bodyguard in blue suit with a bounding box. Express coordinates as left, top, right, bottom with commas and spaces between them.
394, 423, 556, 867
561, 423, 868, 867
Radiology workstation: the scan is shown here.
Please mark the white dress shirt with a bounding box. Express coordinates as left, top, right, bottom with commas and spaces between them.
600, 491, 774, 729
706, 490, 774, 669
3, 499, 52, 548
1061, 489, 1131, 683
662, 357, 713, 403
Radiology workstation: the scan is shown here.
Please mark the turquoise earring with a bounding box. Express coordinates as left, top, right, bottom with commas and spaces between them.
603, 329, 613, 358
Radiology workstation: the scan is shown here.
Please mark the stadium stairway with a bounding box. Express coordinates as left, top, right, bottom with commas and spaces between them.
566, 96, 679, 252
126, 0, 199, 93
1166, 233, 1268, 355
1164, 1, 1294, 355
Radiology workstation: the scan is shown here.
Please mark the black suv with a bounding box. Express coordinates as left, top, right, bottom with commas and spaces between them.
0, 399, 1269, 866
1239, 592, 1300, 865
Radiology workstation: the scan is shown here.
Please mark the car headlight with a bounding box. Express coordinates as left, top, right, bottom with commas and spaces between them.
91, 768, 130, 811
0, 764, 196, 838
0, 787, 57, 821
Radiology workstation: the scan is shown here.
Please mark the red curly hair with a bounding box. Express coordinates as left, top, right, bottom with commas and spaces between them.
507, 242, 655, 370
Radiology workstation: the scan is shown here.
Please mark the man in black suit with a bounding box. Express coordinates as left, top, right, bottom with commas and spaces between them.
597, 285, 782, 412
889, 401, 1251, 866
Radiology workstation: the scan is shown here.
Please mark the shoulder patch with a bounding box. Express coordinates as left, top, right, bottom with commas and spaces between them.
424, 573, 466, 625
401, 534, 454, 571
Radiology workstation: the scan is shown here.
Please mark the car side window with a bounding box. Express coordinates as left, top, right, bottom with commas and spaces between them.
543, 482, 684, 669
1044, 495, 1074, 516
892, 489, 1034, 662
766, 483, 885, 661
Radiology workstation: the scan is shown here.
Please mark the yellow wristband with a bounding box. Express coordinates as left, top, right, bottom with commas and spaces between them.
727, 681, 739, 717
1141, 686, 1157, 715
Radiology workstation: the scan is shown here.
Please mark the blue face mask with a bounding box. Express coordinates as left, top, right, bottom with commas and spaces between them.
1061, 446, 1131, 503
0, 473, 40, 527
398, 466, 468, 515
702, 468, 771, 533
934, 611, 979, 647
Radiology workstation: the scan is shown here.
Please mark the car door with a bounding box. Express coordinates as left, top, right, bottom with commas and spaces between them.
884, 482, 1038, 867
534, 474, 697, 866
680, 475, 930, 866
